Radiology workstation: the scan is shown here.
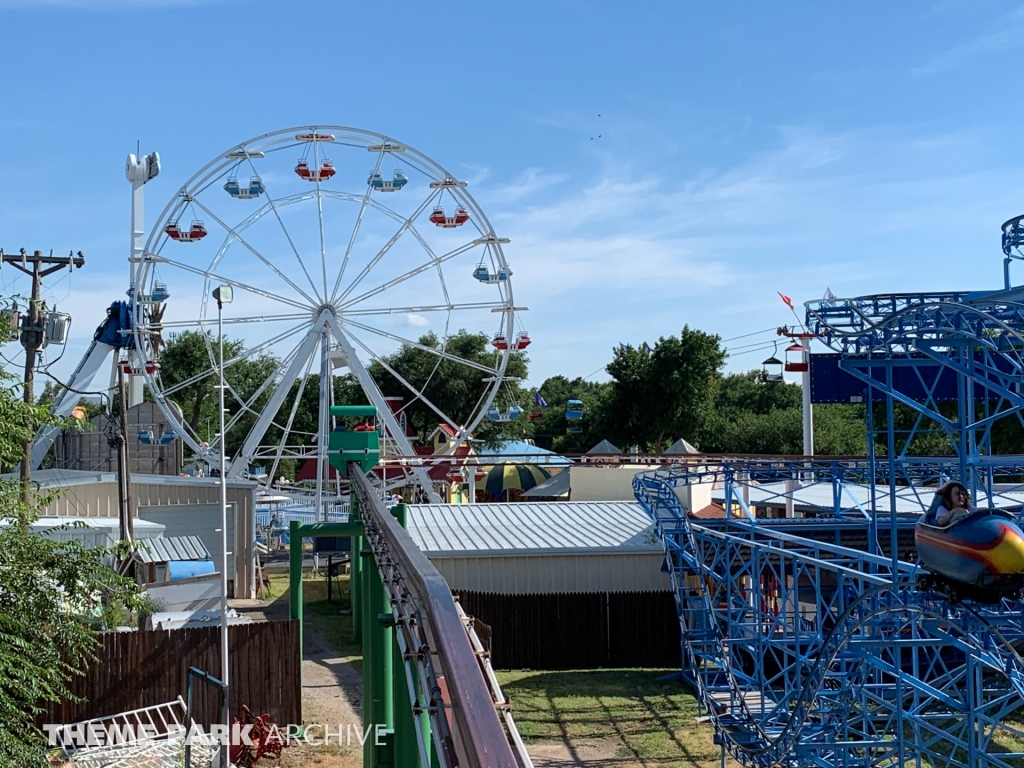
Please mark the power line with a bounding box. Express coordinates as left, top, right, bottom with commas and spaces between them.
720, 327, 778, 343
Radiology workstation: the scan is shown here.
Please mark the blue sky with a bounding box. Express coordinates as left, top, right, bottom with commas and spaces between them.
2, 1, 1024, 388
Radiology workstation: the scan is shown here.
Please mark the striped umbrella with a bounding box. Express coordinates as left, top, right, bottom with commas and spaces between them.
475, 464, 552, 498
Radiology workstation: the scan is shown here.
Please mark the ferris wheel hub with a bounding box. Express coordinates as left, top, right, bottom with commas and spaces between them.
314, 303, 339, 319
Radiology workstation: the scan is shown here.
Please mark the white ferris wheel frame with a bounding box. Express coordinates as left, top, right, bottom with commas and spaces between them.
130, 126, 518, 493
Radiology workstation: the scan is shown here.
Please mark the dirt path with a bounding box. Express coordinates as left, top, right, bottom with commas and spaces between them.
301, 626, 362, 729
232, 592, 363, 763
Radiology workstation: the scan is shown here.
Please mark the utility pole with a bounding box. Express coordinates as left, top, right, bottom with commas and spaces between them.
116, 364, 133, 543
2, 248, 85, 502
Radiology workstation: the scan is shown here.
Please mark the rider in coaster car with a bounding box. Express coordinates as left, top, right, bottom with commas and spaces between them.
924, 481, 977, 527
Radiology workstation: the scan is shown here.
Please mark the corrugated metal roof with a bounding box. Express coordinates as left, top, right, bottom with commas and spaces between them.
134, 535, 211, 563
5, 468, 256, 489
407, 501, 660, 556
717, 481, 1024, 514
520, 470, 571, 498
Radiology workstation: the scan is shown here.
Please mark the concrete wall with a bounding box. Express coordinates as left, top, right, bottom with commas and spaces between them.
429, 551, 671, 595
570, 464, 712, 511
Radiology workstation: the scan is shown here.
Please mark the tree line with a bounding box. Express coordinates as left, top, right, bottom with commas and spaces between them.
144, 325, 886, 473
77, 323, 1024, 468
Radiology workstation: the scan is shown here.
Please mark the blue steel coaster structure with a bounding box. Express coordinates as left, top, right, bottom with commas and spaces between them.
635, 231, 1024, 767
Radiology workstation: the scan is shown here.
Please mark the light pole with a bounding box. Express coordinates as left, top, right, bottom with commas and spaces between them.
213, 284, 233, 752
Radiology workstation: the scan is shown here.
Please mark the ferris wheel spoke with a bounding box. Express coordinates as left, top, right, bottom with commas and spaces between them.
335, 193, 440, 305
221, 336, 306, 439
265, 349, 318, 486
148, 254, 310, 310
344, 301, 511, 317
156, 312, 310, 330
343, 327, 462, 433
342, 319, 499, 375
228, 320, 326, 477
339, 241, 480, 310
188, 197, 320, 306
328, 151, 388, 302
159, 321, 309, 396
311, 139, 330, 300
240, 154, 321, 300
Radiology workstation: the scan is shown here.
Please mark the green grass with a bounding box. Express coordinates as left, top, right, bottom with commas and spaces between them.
266, 571, 362, 665
495, 668, 733, 765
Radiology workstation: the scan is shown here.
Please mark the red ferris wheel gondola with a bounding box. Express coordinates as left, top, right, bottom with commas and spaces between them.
295, 159, 336, 182
429, 206, 470, 228
164, 220, 208, 242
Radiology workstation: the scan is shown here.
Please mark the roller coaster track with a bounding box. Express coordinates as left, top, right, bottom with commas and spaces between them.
636, 470, 1024, 767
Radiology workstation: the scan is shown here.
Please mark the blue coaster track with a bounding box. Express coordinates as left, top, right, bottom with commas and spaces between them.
635, 234, 1024, 766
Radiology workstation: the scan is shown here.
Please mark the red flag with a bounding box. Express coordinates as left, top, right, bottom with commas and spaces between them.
778, 292, 794, 310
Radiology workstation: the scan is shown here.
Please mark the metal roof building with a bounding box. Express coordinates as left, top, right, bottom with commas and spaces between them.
134, 535, 211, 564
407, 501, 670, 594
12, 468, 257, 599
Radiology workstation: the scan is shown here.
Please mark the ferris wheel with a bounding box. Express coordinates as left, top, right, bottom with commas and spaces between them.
130, 126, 521, 495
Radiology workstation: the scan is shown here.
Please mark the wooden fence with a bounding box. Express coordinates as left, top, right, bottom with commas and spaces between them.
455, 591, 681, 670
41, 620, 301, 729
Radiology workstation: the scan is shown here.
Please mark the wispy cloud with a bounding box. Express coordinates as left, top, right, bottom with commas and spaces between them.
913, 5, 1024, 76
485, 168, 568, 205
474, 120, 1021, 381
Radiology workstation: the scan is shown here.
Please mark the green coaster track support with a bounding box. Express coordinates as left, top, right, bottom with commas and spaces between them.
287, 405, 405, 767
290, 403, 519, 768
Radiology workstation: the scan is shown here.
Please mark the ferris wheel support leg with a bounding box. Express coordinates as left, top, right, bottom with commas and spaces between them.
227, 322, 324, 478
328, 316, 442, 503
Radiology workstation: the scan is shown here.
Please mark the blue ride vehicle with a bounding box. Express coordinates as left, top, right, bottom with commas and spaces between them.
915, 483, 1024, 601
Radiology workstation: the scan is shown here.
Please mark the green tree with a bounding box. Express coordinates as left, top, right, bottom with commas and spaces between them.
531, 376, 613, 453
814, 404, 866, 455
367, 330, 529, 444
702, 371, 803, 453
157, 330, 281, 456
0, 362, 142, 764
702, 372, 866, 456
602, 328, 726, 452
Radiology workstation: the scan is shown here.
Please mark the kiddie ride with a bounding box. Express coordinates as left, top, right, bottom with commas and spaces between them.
635, 214, 1024, 767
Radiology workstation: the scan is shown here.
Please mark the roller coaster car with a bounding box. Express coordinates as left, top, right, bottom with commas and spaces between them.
915, 508, 1024, 603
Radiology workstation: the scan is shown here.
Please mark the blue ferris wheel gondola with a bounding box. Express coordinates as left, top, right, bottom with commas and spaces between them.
368, 169, 408, 192
224, 175, 265, 199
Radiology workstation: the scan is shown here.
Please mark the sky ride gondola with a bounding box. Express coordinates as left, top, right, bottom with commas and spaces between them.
784, 343, 808, 372
762, 342, 784, 382
565, 399, 583, 432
